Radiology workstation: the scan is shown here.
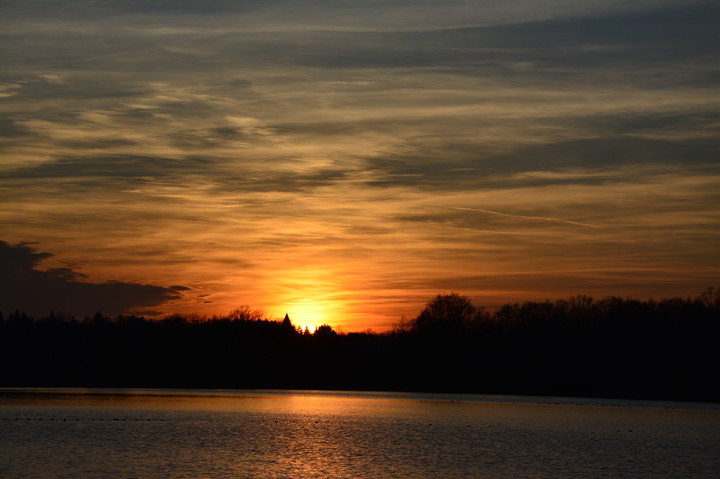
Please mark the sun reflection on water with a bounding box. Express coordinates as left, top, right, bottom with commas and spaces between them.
3, 390, 719, 478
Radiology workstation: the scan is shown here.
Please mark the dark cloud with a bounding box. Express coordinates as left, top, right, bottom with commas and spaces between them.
0, 119, 33, 138
0, 0, 274, 19
209, 168, 351, 194
4, 1, 713, 83
365, 137, 720, 190
0, 77, 148, 103
170, 285, 192, 291
489, 137, 720, 171
576, 112, 720, 137
4, 155, 213, 179
4, 153, 352, 195
183, 2, 718, 75
57, 138, 138, 149
0, 241, 183, 318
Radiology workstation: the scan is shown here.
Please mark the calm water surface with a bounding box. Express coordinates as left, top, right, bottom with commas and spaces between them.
1, 389, 719, 478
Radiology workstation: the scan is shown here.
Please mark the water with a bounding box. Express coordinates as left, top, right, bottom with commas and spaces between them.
1, 389, 719, 478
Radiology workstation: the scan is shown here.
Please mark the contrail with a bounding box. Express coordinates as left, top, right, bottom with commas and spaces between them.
450, 206, 602, 228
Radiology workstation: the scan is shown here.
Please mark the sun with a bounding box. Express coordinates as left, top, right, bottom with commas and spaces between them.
282, 299, 336, 333
300, 324, 317, 334
270, 266, 350, 331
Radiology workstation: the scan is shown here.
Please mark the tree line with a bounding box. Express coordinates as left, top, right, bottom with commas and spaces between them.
1, 289, 718, 401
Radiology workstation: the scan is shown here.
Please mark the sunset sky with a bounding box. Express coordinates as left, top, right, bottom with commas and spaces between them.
1, 0, 718, 330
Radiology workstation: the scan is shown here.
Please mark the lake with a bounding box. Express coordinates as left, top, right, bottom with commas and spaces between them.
1, 389, 719, 478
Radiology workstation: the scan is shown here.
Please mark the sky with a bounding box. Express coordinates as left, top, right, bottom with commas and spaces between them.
1, 0, 718, 330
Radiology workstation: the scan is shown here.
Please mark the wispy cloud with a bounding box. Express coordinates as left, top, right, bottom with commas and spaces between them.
448, 207, 603, 228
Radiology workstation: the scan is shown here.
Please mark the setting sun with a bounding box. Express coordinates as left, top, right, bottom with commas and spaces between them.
299, 324, 317, 334
264, 265, 351, 331
282, 298, 337, 333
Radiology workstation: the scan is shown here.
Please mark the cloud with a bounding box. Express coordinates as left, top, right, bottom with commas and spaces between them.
448, 206, 602, 228
170, 285, 192, 291
0, 241, 183, 318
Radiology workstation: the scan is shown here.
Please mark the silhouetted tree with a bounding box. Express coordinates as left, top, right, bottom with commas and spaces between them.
700, 286, 720, 310
0, 289, 718, 400
411, 292, 478, 335
280, 313, 297, 335
227, 305, 265, 322
390, 315, 413, 335
314, 324, 337, 337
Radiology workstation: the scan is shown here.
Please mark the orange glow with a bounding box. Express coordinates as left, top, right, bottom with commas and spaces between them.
300, 324, 317, 334
261, 265, 353, 331
279, 297, 342, 333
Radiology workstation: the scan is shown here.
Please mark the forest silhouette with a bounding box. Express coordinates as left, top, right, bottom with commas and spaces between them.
1, 289, 718, 401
